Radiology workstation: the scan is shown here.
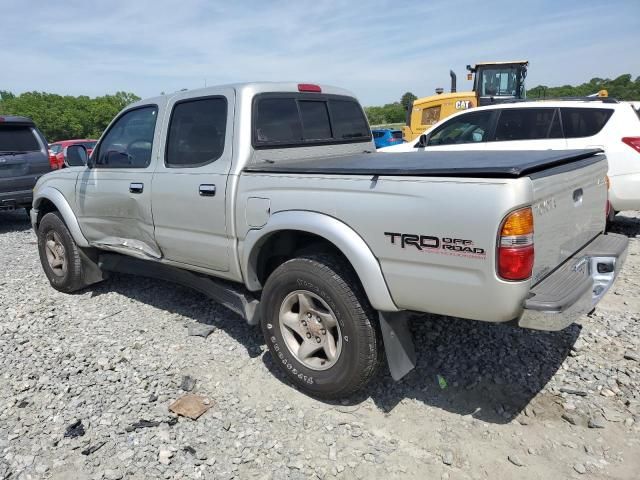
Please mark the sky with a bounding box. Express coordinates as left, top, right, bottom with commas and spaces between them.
2, 0, 639, 106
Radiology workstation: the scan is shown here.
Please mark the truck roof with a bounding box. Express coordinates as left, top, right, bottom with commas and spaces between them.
128, 82, 358, 109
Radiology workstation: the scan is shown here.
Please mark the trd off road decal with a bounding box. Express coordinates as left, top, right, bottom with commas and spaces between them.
384, 232, 486, 258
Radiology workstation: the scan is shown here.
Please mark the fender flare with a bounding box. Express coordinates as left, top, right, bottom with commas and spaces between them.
33, 186, 90, 248
241, 210, 399, 312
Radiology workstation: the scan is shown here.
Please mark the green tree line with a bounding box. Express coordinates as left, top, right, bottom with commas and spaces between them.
527, 74, 640, 100
0, 91, 140, 142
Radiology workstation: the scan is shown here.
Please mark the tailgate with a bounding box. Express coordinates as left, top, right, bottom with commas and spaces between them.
530, 154, 608, 284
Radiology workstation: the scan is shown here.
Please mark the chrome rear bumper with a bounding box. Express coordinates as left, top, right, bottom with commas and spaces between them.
518, 233, 628, 331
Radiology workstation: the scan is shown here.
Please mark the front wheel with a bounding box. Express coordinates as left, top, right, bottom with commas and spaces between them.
37, 212, 86, 292
260, 254, 381, 399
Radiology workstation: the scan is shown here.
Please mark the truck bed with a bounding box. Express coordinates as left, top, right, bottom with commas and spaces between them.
244, 149, 603, 179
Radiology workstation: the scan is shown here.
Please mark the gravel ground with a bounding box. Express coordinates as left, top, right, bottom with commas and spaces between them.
1, 210, 639, 480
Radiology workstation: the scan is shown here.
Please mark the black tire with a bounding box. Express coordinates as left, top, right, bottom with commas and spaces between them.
260, 253, 381, 399
37, 212, 85, 292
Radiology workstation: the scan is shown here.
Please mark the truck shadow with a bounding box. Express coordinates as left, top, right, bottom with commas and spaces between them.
87, 273, 265, 359
262, 314, 581, 424
87, 272, 579, 425
367, 314, 580, 423
0, 209, 31, 234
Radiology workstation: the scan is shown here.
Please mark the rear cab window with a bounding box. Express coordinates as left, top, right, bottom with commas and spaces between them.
561, 108, 613, 138
0, 125, 40, 153
253, 93, 371, 148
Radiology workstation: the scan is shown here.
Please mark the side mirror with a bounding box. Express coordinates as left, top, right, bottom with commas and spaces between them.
65, 144, 88, 167
414, 134, 428, 148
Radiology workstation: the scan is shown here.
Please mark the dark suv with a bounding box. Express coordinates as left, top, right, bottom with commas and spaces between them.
0, 116, 51, 214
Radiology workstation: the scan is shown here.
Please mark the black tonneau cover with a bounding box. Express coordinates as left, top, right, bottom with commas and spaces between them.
244, 149, 603, 179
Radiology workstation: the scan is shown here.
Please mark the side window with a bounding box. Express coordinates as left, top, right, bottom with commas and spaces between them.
561, 108, 613, 138
96, 106, 157, 168
493, 108, 556, 141
166, 97, 228, 168
255, 98, 302, 144
427, 111, 493, 146
421, 105, 441, 126
548, 110, 563, 138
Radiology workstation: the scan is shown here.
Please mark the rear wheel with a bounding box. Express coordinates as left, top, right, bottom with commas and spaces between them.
37, 212, 85, 292
260, 253, 381, 399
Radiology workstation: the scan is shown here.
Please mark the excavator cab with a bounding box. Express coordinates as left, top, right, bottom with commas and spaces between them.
468, 61, 528, 106
402, 60, 529, 142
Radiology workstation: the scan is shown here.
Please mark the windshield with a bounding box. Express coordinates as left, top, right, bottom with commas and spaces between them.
49, 144, 63, 154
478, 67, 523, 97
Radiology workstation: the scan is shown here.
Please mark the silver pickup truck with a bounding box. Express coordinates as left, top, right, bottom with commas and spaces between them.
31, 82, 628, 399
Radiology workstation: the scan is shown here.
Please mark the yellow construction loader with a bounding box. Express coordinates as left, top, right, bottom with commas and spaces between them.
403, 61, 529, 141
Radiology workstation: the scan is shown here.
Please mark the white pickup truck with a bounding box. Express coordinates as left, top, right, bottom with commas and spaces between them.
31, 82, 628, 399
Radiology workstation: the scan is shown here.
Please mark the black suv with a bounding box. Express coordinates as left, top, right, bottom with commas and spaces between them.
0, 116, 51, 214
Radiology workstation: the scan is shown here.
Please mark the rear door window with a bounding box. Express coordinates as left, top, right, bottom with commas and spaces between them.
427, 111, 494, 146
166, 97, 228, 168
253, 94, 370, 148
392, 131, 403, 139
0, 126, 40, 152
493, 108, 558, 141
561, 108, 613, 138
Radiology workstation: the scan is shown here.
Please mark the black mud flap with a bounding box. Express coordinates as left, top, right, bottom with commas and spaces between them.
379, 312, 416, 381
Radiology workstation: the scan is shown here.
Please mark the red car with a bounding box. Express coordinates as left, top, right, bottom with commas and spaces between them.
48, 139, 97, 169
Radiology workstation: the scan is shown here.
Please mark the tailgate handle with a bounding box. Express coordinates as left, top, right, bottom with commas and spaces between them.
129, 182, 144, 194
573, 188, 583, 204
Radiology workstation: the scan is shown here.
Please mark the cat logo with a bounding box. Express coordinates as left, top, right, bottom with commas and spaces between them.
455, 100, 472, 110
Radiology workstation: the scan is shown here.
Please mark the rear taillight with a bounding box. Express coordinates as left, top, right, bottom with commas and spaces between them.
498, 207, 534, 281
622, 137, 640, 153
48, 152, 60, 170
605, 176, 611, 217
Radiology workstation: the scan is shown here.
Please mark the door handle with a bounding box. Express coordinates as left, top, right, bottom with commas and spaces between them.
129, 182, 144, 194
199, 184, 216, 197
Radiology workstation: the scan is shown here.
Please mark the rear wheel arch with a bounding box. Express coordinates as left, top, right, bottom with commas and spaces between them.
242, 212, 398, 312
